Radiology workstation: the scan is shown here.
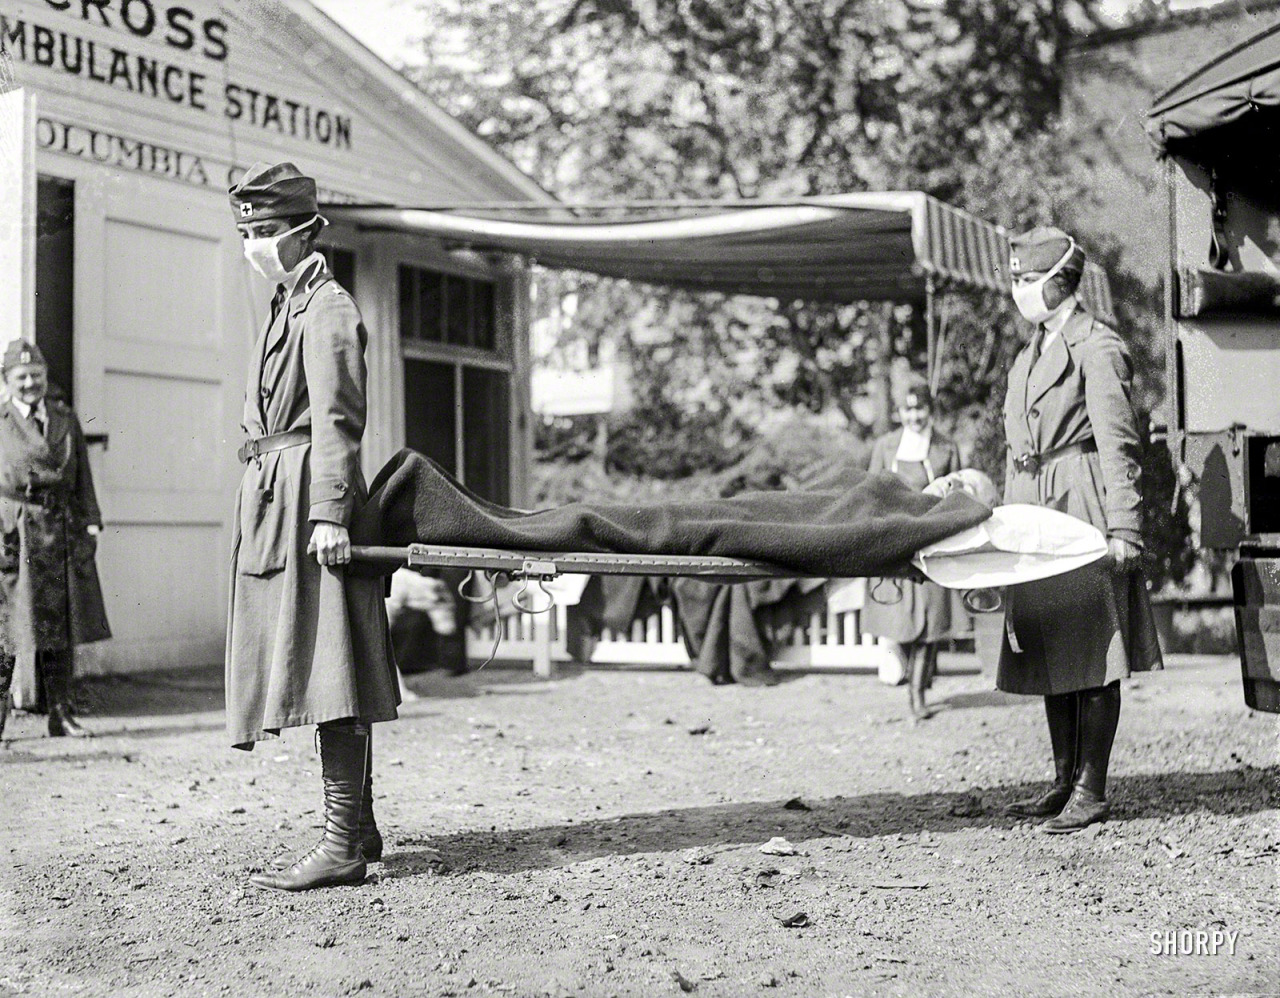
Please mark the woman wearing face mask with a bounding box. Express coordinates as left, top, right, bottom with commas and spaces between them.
861, 376, 962, 721
0, 341, 111, 740
225, 162, 398, 891
999, 226, 1162, 833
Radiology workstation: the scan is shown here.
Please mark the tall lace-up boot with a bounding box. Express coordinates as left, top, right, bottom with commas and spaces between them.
251, 722, 369, 891
271, 726, 382, 868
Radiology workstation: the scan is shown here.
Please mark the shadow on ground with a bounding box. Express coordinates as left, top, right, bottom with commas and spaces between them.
934, 690, 1028, 711
382, 766, 1280, 880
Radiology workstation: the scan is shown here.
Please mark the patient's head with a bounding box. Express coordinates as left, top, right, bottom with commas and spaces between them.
923, 468, 1000, 508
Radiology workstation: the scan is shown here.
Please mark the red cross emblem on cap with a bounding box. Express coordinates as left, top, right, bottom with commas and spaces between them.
19, 350, 31, 364
239, 202, 253, 218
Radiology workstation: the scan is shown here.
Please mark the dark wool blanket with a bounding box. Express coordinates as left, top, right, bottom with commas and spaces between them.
349, 450, 991, 579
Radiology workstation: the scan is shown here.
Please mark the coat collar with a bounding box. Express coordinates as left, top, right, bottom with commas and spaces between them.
0, 397, 68, 454
1024, 307, 1097, 409
263, 256, 331, 361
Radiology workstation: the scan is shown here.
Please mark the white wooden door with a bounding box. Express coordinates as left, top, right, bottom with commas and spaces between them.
74, 175, 248, 674
0, 87, 35, 349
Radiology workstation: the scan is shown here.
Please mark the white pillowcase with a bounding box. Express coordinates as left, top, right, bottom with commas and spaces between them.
912, 504, 1108, 589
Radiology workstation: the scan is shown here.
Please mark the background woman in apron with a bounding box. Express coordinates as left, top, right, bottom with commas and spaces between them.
861, 377, 962, 721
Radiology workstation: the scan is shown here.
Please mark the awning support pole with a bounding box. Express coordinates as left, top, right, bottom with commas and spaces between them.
925, 274, 937, 391
873, 302, 895, 436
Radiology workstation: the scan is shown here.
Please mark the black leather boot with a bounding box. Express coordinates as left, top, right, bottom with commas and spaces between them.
1043, 682, 1120, 834
44, 650, 89, 739
359, 733, 384, 862
251, 723, 369, 891
0, 653, 13, 742
1006, 691, 1077, 818
272, 727, 381, 868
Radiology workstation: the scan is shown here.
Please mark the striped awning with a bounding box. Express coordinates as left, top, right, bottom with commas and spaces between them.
325, 191, 1113, 318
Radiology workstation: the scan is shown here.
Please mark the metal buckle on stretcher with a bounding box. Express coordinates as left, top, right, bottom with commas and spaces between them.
512, 559, 558, 614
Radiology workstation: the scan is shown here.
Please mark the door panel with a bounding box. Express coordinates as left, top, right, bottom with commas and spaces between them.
75, 178, 242, 673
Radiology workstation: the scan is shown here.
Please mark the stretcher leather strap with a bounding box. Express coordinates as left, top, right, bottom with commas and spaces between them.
237, 429, 311, 464
1012, 438, 1096, 476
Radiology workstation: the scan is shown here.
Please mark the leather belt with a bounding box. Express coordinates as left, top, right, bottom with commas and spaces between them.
0, 486, 66, 507
1012, 438, 1097, 475
237, 429, 311, 464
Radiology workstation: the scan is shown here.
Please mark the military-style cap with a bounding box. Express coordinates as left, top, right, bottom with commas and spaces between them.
2, 339, 46, 372
1009, 225, 1085, 281
896, 375, 932, 410
228, 161, 318, 222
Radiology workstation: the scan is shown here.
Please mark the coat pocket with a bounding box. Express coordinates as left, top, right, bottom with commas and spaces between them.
237, 458, 291, 576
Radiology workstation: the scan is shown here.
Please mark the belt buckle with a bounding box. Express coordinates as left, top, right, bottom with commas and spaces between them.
1016, 453, 1040, 475
241, 439, 260, 463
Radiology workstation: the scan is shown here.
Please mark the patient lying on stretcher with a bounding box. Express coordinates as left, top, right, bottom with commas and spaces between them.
923, 468, 1001, 508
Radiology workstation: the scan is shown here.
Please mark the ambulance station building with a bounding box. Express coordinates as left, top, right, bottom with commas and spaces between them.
1, 0, 551, 673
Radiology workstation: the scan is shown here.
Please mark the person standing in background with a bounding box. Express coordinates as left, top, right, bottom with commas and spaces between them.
861, 376, 962, 721
0, 340, 110, 740
999, 226, 1162, 833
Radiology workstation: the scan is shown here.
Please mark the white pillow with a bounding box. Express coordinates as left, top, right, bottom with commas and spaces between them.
912, 504, 1108, 589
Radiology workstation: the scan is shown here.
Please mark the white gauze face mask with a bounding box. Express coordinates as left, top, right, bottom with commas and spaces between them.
242, 216, 317, 283
1011, 239, 1077, 324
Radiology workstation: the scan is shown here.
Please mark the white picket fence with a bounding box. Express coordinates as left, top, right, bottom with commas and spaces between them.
464, 596, 894, 678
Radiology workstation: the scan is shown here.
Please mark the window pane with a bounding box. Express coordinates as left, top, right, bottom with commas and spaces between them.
400, 264, 499, 353
404, 359, 456, 475
398, 265, 416, 341
445, 274, 470, 346
418, 270, 445, 343
473, 280, 496, 351
462, 367, 510, 504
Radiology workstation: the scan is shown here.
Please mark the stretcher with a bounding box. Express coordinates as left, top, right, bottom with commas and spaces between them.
352, 542, 854, 580
353, 541, 907, 609
352, 542, 951, 676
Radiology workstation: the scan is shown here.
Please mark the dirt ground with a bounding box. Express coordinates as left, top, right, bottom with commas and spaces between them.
1, 653, 1277, 998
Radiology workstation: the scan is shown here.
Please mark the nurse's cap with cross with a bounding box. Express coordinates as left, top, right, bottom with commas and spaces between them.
228, 161, 318, 222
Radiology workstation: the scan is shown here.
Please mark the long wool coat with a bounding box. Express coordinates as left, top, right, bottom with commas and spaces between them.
225, 258, 398, 749
997, 307, 1162, 695
861, 428, 961, 644
0, 398, 111, 705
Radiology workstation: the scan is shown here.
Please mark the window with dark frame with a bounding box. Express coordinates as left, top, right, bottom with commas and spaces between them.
398, 264, 498, 351
398, 262, 510, 504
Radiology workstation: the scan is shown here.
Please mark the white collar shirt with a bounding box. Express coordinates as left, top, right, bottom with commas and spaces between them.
1039, 294, 1079, 352
11, 397, 47, 426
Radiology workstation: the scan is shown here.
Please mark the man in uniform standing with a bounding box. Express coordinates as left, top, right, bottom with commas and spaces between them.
0, 341, 110, 739
225, 162, 399, 890
999, 227, 1162, 833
